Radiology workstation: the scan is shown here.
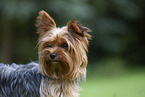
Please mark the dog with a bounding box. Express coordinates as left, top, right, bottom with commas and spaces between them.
0, 10, 91, 97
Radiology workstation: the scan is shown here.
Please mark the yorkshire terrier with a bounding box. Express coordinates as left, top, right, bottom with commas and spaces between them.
0, 10, 91, 97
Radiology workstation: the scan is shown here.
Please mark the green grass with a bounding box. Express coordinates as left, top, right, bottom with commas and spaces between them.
80, 71, 145, 97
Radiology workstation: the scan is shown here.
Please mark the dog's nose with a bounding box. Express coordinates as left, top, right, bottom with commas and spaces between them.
50, 53, 57, 60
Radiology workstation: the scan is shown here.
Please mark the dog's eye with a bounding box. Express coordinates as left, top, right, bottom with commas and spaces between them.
46, 44, 52, 48
61, 43, 68, 48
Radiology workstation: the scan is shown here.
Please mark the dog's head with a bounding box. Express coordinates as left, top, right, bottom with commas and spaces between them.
36, 11, 91, 80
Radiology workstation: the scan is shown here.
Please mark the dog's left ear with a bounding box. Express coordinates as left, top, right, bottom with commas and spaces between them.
36, 10, 56, 35
67, 20, 91, 39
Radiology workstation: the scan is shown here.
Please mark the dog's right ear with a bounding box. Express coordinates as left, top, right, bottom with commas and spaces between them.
36, 10, 56, 35
67, 20, 91, 39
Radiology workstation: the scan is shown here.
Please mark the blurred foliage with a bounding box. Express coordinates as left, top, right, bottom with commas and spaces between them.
87, 58, 126, 77
0, 0, 145, 67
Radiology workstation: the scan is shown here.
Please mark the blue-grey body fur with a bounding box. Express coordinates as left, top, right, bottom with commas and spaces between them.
0, 62, 42, 97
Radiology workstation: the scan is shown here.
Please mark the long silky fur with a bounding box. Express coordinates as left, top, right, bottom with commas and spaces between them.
0, 62, 41, 97
40, 77, 81, 97
36, 10, 91, 97
38, 26, 88, 97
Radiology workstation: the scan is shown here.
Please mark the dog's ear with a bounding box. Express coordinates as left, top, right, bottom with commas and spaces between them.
36, 10, 56, 35
67, 20, 91, 39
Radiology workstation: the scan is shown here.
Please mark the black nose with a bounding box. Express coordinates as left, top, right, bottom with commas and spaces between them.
50, 53, 57, 60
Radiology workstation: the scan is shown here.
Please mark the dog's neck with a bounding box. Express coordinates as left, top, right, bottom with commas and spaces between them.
40, 76, 80, 97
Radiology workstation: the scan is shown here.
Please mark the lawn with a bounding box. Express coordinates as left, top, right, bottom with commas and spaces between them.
80, 70, 145, 97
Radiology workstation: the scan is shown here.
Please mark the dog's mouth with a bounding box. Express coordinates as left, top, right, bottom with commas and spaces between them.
43, 58, 74, 79
50, 60, 60, 63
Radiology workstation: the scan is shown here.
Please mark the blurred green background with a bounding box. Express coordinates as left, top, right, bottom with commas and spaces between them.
0, 0, 145, 97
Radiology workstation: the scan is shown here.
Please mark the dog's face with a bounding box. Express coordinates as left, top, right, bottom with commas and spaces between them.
36, 11, 91, 79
